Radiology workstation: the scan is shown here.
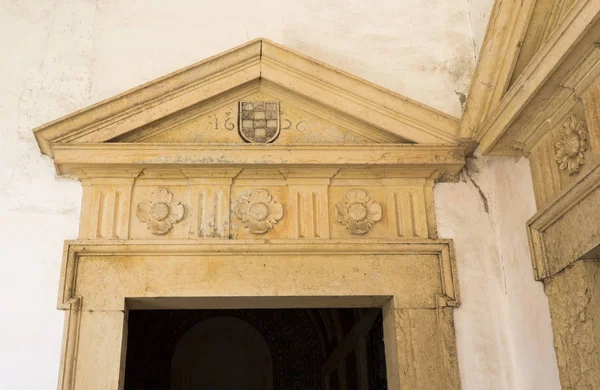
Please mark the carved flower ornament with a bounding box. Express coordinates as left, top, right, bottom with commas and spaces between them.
234, 189, 283, 234
136, 188, 185, 235
335, 189, 382, 235
555, 115, 588, 175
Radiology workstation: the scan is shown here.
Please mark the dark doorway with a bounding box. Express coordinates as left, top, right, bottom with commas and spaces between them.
124, 308, 388, 390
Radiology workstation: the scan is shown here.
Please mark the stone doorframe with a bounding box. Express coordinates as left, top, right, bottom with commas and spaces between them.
58, 240, 460, 389
52, 158, 464, 389
32, 39, 467, 389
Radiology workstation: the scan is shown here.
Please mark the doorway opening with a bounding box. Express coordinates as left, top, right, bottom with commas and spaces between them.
124, 308, 388, 390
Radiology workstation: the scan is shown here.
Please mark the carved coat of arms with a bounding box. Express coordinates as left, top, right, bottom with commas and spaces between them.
238, 101, 280, 143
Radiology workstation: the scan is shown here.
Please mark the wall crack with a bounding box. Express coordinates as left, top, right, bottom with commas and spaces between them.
462, 158, 490, 213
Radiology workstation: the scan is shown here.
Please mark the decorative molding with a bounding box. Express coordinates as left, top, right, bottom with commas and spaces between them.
56, 240, 460, 389
260, 40, 459, 144
582, 83, 600, 153
528, 163, 600, 280
510, 0, 578, 84
34, 41, 262, 156
554, 115, 588, 174
280, 168, 337, 239
67, 168, 441, 241
458, 0, 535, 144
136, 188, 185, 235
193, 187, 230, 238
50, 144, 466, 179
58, 239, 460, 310
385, 187, 429, 238
234, 189, 283, 234
335, 189, 382, 235
475, 0, 600, 155
33, 39, 460, 157
259, 82, 408, 144
31, 39, 465, 390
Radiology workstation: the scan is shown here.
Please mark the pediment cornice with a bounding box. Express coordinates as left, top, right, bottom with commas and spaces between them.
53, 143, 464, 179
461, 0, 600, 155
33, 39, 460, 159
477, 0, 600, 155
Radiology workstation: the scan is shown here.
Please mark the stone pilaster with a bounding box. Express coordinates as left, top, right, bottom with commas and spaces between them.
526, 79, 600, 389
543, 260, 600, 389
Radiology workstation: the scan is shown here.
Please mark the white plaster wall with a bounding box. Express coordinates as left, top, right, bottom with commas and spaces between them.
88, 0, 476, 117
0, 2, 83, 388
0, 0, 558, 389
466, 0, 495, 56
436, 156, 561, 389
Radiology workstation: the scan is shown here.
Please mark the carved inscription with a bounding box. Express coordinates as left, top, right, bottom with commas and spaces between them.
136, 188, 185, 235
206, 111, 236, 131
178, 103, 372, 144
207, 112, 307, 133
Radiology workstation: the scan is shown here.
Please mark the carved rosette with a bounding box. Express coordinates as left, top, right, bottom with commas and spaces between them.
234, 189, 283, 234
335, 189, 382, 235
136, 188, 185, 235
555, 115, 588, 175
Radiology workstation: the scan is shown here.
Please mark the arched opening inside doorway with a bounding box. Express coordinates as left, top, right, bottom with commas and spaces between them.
124, 308, 388, 390
171, 316, 273, 390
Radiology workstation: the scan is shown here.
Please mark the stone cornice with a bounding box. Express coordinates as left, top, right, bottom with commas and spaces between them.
51, 143, 465, 179
510, 0, 581, 84
475, 0, 600, 155
260, 41, 459, 144
34, 40, 262, 156
458, 0, 536, 146
528, 163, 600, 280
33, 38, 461, 158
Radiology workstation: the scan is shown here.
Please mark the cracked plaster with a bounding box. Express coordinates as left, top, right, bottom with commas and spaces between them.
435, 155, 560, 389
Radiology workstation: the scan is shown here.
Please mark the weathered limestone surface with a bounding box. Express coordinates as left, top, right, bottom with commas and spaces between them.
526, 82, 600, 390
394, 307, 460, 390
34, 40, 466, 390
544, 260, 600, 390
463, 1, 600, 387
61, 242, 460, 390
8, 1, 573, 389
69, 311, 126, 390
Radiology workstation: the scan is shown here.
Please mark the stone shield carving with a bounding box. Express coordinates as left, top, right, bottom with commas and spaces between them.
234, 189, 283, 234
238, 101, 280, 143
335, 189, 382, 235
555, 115, 588, 175
136, 188, 185, 235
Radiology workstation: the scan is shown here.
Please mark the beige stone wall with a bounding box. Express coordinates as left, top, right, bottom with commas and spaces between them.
0, 1, 562, 389
544, 260, 600, 389
525, 88, 600, 388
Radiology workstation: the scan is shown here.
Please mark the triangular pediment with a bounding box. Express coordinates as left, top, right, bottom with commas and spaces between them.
33, 39, 460, 156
